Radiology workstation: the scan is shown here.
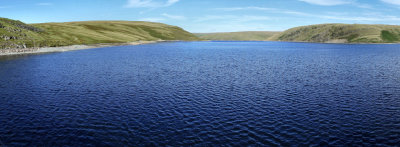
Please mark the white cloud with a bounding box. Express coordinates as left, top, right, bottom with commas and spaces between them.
215, 7, 277, 11
125, 0, 179, 8
298, 0, 354, 6
214, 6, 400, 22
138, 13, 185, 22
239, 16, 271, 21
215, 7, 310, 17
355, 3, 373, 8
166, 0, 179, 6
138, 17, 166, 22
161, 13, 185, 20
36, 3, 53, 6
195, 15, 270, 22
381, 0, 400, 5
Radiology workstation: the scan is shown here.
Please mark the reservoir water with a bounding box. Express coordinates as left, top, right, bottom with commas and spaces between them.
0, 41, 399, 146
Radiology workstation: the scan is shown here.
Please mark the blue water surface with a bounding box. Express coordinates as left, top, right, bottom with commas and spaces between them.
0, 41, 399, 146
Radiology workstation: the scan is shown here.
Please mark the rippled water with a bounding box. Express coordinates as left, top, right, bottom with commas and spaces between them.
0, 41, 400, 146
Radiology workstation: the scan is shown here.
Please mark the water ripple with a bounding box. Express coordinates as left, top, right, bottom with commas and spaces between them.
0, 42, 400, 146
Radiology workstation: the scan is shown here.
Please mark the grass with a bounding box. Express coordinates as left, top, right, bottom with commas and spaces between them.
381, 30, 399, 42
3, 17, 400, 47
0, 18, 199, 49
197, 24, 400, 43
272, 23, 400, 43
34, 21, 199, 45
195, 31, 280, 41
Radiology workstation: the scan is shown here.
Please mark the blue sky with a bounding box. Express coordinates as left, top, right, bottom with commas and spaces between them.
1, 0, 400, 32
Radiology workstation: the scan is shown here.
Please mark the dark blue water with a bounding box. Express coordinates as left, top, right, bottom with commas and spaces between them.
0, 41, 399, 146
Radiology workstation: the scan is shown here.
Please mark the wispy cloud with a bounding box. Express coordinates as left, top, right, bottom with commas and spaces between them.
138, 17, 166, 22
355, 3, 373, 9
125, 0, 179, 8
215, 7, 309, 17
215, 7, 277, 11
36, 3, 53, 6
298, 0, 354, 6
215, 6, 400, 22
139, 13, 185, 22
381, 0, 400, 5
161, 13, 186, 20
297, 0, 371, 8
196, 15, 270, 22
191, 6, 400, 33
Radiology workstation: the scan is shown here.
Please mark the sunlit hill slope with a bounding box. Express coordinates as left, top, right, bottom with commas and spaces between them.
0, 17, 199, 49
197, 24, 400, 43
272, 24, 400, 43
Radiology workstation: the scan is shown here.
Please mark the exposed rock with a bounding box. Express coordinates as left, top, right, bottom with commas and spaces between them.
15, 24, 43, 32
0, 41, 27, 49
5, 27, 22, 33
0, 35, 18, 41
0, 18, 42, 32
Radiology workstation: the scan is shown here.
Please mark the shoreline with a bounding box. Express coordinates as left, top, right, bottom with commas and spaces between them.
204, 40, 400, 45
0, 41, 162, 56
1, 40, 398, 57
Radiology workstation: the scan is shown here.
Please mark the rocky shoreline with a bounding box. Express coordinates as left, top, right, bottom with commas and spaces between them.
0, 41, 161, 56
0, 48, 39, 54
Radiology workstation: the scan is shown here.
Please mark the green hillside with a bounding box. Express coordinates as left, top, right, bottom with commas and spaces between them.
195, 31, 280, 41
3, 17, 400, 48
272, 23, 400, 43
0, 18, 44, 49
195, 24, 400, 43
0, 18, 198, 49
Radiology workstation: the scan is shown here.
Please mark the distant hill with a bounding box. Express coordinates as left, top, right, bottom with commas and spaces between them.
272, 24, 400, 43
195, 31, 280, 41
0, 18, 198, 49
3, 17, 400, 49
196, 24, 400, 43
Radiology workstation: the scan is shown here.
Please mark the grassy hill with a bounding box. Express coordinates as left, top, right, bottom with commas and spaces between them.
195, 24, 400, 43
272, 24, 400, 43
0, 18, 198, 49
195, 31, 280, 41
3, 17, 400, 48
0, 18, 44, 49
